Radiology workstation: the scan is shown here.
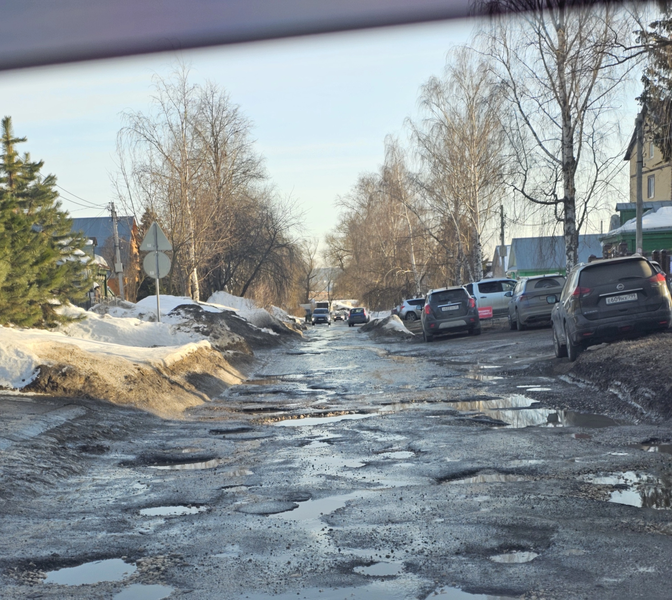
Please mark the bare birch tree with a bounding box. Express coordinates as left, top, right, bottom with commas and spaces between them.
410, 46, 508, 284
484, 1, 635, 270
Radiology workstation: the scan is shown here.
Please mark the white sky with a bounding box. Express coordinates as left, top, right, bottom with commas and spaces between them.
0, 16, 639, 251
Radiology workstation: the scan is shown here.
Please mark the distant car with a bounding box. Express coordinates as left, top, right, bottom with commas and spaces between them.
551, 256, 672, 361
348, 307, 370, 326
465, 278, 517, 318
312, 308, 332, 326
398, 297, 425, 321
333, 310, 347, 321
421, 286, 480, 342
507, 275, 566, 330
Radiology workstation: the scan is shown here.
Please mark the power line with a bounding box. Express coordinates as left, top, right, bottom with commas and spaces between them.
56, 184, 105, 209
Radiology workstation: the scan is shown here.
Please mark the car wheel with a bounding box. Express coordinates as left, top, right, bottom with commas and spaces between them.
516, 312, 526, 331
423, 330, 433, 342
565, 323, 581, 362
405, 312, 417, 322
469, 326, 481, 336
509, 315, 516, 331
553, 323, 567, 358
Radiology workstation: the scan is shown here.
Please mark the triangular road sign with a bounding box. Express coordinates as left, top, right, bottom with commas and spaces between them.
140, 222, 172, 252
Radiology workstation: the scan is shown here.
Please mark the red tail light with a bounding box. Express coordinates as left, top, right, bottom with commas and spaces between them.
650, 272, 666, 286
571, 286, 591, 298
424, 304, 431, 315
468, 298, 476, 309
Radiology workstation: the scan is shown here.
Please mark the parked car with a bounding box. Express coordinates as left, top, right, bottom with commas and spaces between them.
421, 286, 480, 342
398, 297, 425, 321
551, 255, 672, 362
312, 307, 332, 326
347, 307, 370, 326
465, 278, 517, 318
507, 274, 566, 330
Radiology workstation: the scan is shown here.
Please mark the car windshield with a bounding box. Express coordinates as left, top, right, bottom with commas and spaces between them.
580, 260, 655, 287
314, 309, 328, 314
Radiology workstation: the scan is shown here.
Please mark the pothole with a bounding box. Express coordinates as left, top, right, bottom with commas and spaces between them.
354, 561, 404, 576
270, 491, 371, 522
586, 471, 672, 509
139, 505, 207, 517
44, 558, 136, 585
425, 586, 519, 599
489, 551, 539, 563
273, 413, 373, 427
631, 440, 672, 455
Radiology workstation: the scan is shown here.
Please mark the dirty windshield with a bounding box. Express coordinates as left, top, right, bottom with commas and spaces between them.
2, 2, 672, 600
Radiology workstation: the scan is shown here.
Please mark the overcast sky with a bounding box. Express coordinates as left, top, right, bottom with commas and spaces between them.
1, 16, 637, 251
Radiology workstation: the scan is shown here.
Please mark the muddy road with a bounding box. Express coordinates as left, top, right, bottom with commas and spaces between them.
2, 321, 672, 599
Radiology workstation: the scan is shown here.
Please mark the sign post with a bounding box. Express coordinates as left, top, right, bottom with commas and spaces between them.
139, 222, 172, 322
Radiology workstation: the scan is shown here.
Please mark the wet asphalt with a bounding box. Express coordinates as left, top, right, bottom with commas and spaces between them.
2, 320, 672, 599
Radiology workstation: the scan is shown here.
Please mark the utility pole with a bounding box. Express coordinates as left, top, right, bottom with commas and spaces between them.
109, 202, 125, 301
635, 110, 644, 255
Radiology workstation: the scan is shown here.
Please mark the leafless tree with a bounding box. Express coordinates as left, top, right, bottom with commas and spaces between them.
483, 1, 636, 269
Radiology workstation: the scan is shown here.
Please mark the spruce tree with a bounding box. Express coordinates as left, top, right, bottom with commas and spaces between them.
0, 116, 91, 327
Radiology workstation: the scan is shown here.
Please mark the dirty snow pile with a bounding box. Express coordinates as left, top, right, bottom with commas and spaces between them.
206, 291, 299, 332
0, 293, 296, 393
359, 315, 414, 338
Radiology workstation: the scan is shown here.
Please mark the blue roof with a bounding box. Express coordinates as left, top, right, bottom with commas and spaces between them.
508, 234, 603, 272
71, 216, 135, 249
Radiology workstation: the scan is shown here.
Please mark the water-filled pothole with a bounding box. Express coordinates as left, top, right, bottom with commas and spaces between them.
44, 558, 136, 585
150, 458, 227, 470
270, 491, 371, 521
445, 472, 527, 485
139, 505, 207, 517
113, 584, 174, 600
445, 395, 618, 429
630, 441, 672, 455
490, 551, 539, 563
274, 414, 373, 427
426, 587, 519, 599
586, 471, 672, 509
354, 561, 404, 576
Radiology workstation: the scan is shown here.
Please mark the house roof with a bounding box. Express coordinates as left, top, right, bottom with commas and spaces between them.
615, 201, 672, 212
602, 205, 672, 240
71, 216, 135, 249
508, 234, 603, 272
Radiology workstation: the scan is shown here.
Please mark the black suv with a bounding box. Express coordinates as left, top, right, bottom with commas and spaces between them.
551, 256, 672, 361
421, 286, 480, 342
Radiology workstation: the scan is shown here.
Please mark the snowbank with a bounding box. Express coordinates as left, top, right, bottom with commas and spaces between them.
359, 315, 414, 338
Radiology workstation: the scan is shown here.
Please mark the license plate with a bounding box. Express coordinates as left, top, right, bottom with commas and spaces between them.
441, 304, 460, 312
605, 293, 638, 305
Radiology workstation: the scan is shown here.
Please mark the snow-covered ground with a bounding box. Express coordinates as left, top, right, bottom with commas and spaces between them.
0, 294, 296, 391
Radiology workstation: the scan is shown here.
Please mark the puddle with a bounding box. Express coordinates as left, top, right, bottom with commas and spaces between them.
631, 443, 672, 455
426, 587, 519, 599
490, 551, 539, 563
113, 584, 174, 600
242, 583, 410, 599
275, 414, 373, 427
44, 558, 136, 585
354, 562, 404, 576
586, 471, 672, 509
524, 387, 552, 392
150, 458, 227, 470
139, 505, 207, 517
445, 395, 618, 429
465, 372, 504, 382
270, 491, 371, 522
377, 451, 414, 460
446, 473, 527, 484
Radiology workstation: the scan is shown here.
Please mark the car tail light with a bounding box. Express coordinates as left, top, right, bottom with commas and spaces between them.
468, 298, 476, 309
424, 304, 431, 315
571, 286, 591, 298
650, 272, 667, 287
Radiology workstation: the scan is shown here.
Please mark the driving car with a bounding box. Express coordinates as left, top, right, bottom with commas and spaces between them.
465, 278, 517, 318
398, 297, 425, 321
551, 255, 672, 361
312, 307, 332, 326
507, 274, 566, 330
347, 307, 370, 326
421, 286, 480, 342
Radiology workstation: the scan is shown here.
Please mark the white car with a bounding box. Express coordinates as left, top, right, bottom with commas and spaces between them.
465, 279, 517, 318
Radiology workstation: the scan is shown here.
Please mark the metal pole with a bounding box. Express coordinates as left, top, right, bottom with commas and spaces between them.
636, 111, 644, 255
155, 226, 161, 323
110, 203, 125, 300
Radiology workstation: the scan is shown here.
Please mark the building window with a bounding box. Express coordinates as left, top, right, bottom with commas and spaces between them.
648, 174, 655, 199
649, 141, 654, 159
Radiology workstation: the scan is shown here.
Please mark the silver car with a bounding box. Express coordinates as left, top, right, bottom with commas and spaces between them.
465, 278, 517, 318
507, 275, 566, 330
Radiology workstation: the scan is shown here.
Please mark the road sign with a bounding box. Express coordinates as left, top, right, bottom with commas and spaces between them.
143, 251, 171, 279
140, 222, 172, 252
